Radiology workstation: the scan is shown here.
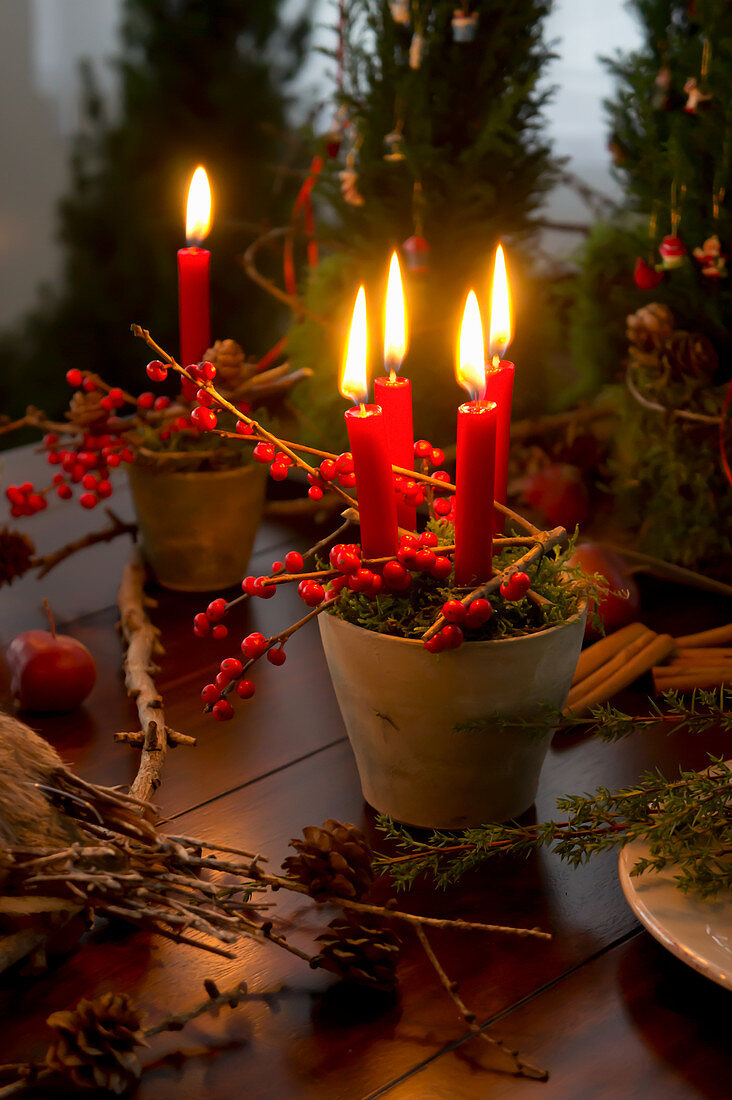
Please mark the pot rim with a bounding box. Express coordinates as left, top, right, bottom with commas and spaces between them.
321, 598, 588, 651
128, 460, 263, 482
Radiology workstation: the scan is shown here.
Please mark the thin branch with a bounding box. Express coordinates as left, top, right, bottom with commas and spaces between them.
32, 509, 137, 578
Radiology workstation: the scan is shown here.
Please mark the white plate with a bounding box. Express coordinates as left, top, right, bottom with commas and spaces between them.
619, 839, 732, 990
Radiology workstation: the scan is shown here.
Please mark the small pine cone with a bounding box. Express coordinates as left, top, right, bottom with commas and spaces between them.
282, 819, 374, 900
0, 528, 35, 587
626, 302, 675, 352
202, 338, 253, 391
67, 389, 107, 429
660, 329, 718, 380
45, 993, 147, 1094
314, 916, 401, 992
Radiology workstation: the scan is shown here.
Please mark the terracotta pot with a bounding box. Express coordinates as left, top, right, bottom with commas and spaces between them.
128, 462, 266, 592
319, 604, 587, 828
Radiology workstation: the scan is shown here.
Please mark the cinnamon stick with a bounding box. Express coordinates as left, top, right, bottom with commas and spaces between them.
571, 622, 647, 687
674, 647, 732, 661
565, 633, 676, 717
565, 627, 656, 709
652, 668, 732, 694
674, 623, 732, 649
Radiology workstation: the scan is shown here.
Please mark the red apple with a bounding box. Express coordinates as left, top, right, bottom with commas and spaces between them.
566, 542, 640, 639
6, 628, 97, 712
523, 464, 589, 532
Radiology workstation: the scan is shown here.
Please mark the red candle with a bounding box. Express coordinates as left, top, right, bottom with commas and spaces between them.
178, 166, 212, 367
487, 244, 514, 534
374, 251, 415, 530
341, 288, 398, 559
454, 291, 496, 587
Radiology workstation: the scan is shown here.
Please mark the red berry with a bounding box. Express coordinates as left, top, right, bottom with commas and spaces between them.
414, 440, 432, 458
241, 632, 268, 659
285, 551, 304, 573
201, 684, 220, 704
415, 548, 436, 571
108, 387, 124, 407
465, 598, 493, 627
154, 396, 171, 411
253, 577, 276, 599
348, 568, 374, 593
419, 531, 438, 548
137, 391, 155, 410
383, 560, 411, 591
107, 453, 121, 468
430, 556, 453, 580
431, 448, 445, 467
253, 442, 275, 464
270, 463, 289, 482
433, 471, 451, 484
319, 459, 337, 481
440, 624, 464, 649
146, 360, 168, 382
308, 485, 324, 501
82, 473, 96, 490
82, 377, 97, 393
196, 388, 213, 407
191, 406, 217, 431
212, 624, 228, 640
433, 498, 452, 517
236, 679, 256, 699
212, 699, 234, 721
500, 572, 531, 601
28, 493, 47, 512
56, 484, 73, 500
206, 598, 227, 622
97, 480, 113, 498
397, 545, 418, 567
337, 549, 361, 575
365, 574, 384, 598
215, 671, 231, 690
271, 561, 285, 574
424, 634, 445, 653
338, 472, 357, 489
242, 576, 257, 595
398, 533, 419, 547
199, 361, 217, 381
236, 420, 253, 435
442, 599, 467, 624
221, 657, 243, 678
193, 613, 210, 635
299, 581, 325, 606
181, 378, 198, 402
336, 452, 354, 473
267, 647, 287, 666
79, 493, 97, 509
66, 368, 83, 387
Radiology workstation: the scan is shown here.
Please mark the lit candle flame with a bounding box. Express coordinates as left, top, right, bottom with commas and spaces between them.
340, 286, 369, 407
185, 166, 212, 245
384, 251, 407, 379
488, 243, 512, 363
456, 290, 486, 402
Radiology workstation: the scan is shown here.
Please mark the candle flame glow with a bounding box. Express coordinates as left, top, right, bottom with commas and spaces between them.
488, 244, 512, 361
384, 251, 407, 377
185, 166, 212, 245
456, 290, 486, 402
340, 286, 369, 406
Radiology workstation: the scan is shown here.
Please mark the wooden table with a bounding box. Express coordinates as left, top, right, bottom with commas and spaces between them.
1, 444, 731, 1099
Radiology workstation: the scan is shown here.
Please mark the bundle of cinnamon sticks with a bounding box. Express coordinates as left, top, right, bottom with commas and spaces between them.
565, 621, 732, 717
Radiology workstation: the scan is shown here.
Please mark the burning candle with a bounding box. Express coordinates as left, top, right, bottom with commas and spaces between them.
454, 291, 497, 587
374, 251, 416, 530
484, 244, 514, 533
178, 166, 212, 367
340, 287, 399, 559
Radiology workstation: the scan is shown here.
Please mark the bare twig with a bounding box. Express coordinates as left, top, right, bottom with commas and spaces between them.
32, 509, 137, 578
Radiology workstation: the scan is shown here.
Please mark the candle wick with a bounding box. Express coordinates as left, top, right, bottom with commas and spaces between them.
359, 402, 367, 416
389, 368, 397, 383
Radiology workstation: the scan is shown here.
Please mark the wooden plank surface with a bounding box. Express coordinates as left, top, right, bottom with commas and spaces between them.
1, 441, 732, 1098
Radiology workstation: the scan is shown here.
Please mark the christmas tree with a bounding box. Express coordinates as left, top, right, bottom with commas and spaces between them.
569, 0, 732, 570
0, 0, 310, 422
285, 0, 560, 448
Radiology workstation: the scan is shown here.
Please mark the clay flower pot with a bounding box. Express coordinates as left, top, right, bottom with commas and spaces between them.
128, 462, 266, 592
319, 604, 587, 828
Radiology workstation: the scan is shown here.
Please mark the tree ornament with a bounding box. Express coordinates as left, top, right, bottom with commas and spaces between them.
402, 234, 430, 274
452, 9, 479, 43
693, 234, 728, 278
657, 234, 687, 270
651, 64, 671, 111
383, 130, 406, 162
339, 166, 364, 207
683, 76, 712, 113
389, 0, 410, 25
633, 257, 664, 289
282, 819, 374, 900
45, 993, 147, 1094
409, 31, 424, 69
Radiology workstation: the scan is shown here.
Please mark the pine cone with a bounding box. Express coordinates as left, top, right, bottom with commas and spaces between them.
0, 528, 35, 587
282, 819, 374, 900
314, 916, 401, 992
67, 389, 107, 429
202, 338, 253, 392
660, 329, 718, 380
626, 303, 675, 352
45, 993, 147, 1094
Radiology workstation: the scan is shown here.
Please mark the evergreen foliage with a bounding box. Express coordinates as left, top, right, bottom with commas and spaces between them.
288, 0, 560, 448
0, 0, 310, 423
